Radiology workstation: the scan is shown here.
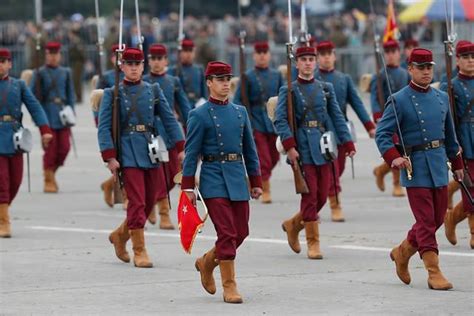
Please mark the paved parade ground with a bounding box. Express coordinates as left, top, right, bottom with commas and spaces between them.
1, 91, 473, 315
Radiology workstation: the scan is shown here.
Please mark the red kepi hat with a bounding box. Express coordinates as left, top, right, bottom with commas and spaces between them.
45, 41, 61, 52
122, 48, 144, 62
254, 41, 269, 53
404, 39, 419, 48
408, 48, 436, 66
383, 40, 400, 51
295, 46, 316, 58
0, 48, 12, 60
316, 41, 335, 52
181, 39, 194, 50
148, 44, 167, 57
456, 40, 474, 56
205, 61, 233, 78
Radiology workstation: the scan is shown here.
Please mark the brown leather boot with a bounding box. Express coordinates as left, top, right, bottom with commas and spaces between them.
130, 228, 153, 268
389, 239, 417, 284
43, 169, 58, 193
392, 169, 405, 197
329, 195, 345, 222
444, 202, 467, 245
422, 251, 453, 290
0, 204, 11, 238
373, 162, 390, 192
158, 197, 175, 230
108, 220, 130, 263
101, 176, 114, 208
447, 180, 461, 210
281, 211, 304, 253
469, 214, 474, 249
304, 221, 323, 259
195, 247, 218, 294
219, 260, 243, 304
147, 205, 157, 225
261, 180, 272, 204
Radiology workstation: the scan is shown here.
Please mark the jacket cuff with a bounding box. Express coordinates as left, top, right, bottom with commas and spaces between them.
94, 117, 99, 127
343, 141, 356, 154
39, 125, 52, 135
249, 175, 263, 189
282, 137, 297, 152
181, 175, 195, 190
175, 140, 185, 153
382, 147, 401, 166
101, 149, 116, 162
450, 154, 464, 171
373, 112, 382, 124
363, 121, 376, 133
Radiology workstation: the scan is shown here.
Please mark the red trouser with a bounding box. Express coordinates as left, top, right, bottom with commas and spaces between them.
406, 187, 448, 256
123, 167, 165, 229
253, 130, 280, 181
43, 128, 71, 170
205, 198, 249, 260
0, 154, 23, 204
462, 159, 474, 214
162, 147, 180, 192
300, 164, 331, 222
328, 145, 347, 197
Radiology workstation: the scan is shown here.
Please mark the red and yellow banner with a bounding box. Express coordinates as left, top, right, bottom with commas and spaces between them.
383, 0, 400, 43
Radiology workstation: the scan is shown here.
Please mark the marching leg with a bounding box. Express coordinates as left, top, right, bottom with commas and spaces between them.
444, 201, 467, 245
195, 247, 218, 294
422, 251, 453, 290
101, 176, 115, 208
390, 239, 417, 284
329, 195, 344, 222
304, 221, 323, 259
158, 197, 175, 230
219, 260, 243, 304
0, 204, 11, 238
108, 219, 130, 262
281, 211, 304, 253
392, 168, 405, 197
373, 162, 390, 192
130, 228, 153, 268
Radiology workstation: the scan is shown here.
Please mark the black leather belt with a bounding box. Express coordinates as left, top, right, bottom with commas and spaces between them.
123, 124, 154, 133
410, 139, 444, 152
202, 153, 242, 162
298, 120, 322, 128
0, 115, 16, 122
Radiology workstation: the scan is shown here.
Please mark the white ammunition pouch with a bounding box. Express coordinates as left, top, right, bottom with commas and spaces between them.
13, 127, 33, 153
276, 136, 286, 154
148, 135, 169, 164
195, 97, 207, 108
346, 120, 357, 143
59, 105, 76, 127
320, 131, 338, 161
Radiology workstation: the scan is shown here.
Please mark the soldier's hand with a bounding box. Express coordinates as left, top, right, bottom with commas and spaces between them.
251, 187, 263, 199
454, 169, 464, 183
178, 151, 185, 163
184, 191, 196, 205
41, 133, 53, 149
392, 157, 410, 169
107, 158, 120, 181
368, 129, 376, 139
287, 148, 300, 165
346, 150, 356, 158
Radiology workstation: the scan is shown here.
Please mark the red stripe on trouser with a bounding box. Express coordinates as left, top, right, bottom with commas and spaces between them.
0, 153, 23, 204
300, 164, 331, 222
461, 159, 474, 214
253, 130, 280, 181
205, 198, 249, 260
328, 145, 347, 197
43, 128, 71, 170
123, 167, 162, 229
163, 147, 180, 192
406, 187, 448, 256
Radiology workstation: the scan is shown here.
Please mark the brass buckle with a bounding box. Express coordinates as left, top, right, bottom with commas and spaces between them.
188, 92, 196, 99
307, 120, 318, 128
431, 140, 440, 148
136, 125, 146, 132
53, 97, 62, 104
228, 153, 238, 161
2, 115, 13, 121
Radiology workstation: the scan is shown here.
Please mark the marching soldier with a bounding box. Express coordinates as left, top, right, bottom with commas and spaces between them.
182, 61, 262, 303
315, 40, 376, 222
371, 40, 410, 197
439, 41, 469, 91
233, 41, 284, 203
400, 39, 419, 70
274, 46, 356, 259
143, 43, 191, 229
0, 48, 53, 238
98, 48, 185, 268
168, 39, 208, 108
30, 42, 76, 193
442, 41, 474, 249
376, 48, 463, 290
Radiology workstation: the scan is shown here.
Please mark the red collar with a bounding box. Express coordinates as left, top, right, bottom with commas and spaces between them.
255, 66, 268, 71
150, 72, 166, 77
297, 76, 315, 84
0, 75, 8, 81
458, 72, 474, 81
209, 97, 228, 105
409, 81, 430, 93
318, 68, 334, 74
123, 79, 141, 86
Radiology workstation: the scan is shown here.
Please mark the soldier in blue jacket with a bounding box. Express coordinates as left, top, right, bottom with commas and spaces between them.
315, 40, 376, 222
30, 41, 76, 194
233, 41, 284, 204
168, 39, 208, 108
98, 48, 185, 268
400, 39, 419, 70
274, 46, 356, 260
0, 48, 53, 238
182, 61, 262, 304
371, 40, 410, 197
376, 48, 464, 290
143, 43, 191, 229
442, 41, 474, 249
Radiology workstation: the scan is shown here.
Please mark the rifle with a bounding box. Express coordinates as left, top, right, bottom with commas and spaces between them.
34, 0, 42, 102
237, 0, 251, 117
370, 10, 385, 113
95, 0, 105, 78
286, 0, 309, 194
298, 0, 311, 46
134, 0, 144, 51
176, 0, 185, 79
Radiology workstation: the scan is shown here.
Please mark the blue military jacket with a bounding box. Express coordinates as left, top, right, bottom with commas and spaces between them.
30, 65, 75, 130
168, 64, 208, 107
233, 67, 284, 133
370, 66, 410, 118
181, 98, 262, 201
274, 78, 352, 166
98, 81, 184, 169
375, 83, 460, 188
143, 73, 191, 149
0, 77, 50, 155
443, 74, 474, 159
315, 68, 373, 130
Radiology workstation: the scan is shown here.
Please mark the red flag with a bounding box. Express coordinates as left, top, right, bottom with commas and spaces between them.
383, 0, 400, 43
177, 191, 205, 254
